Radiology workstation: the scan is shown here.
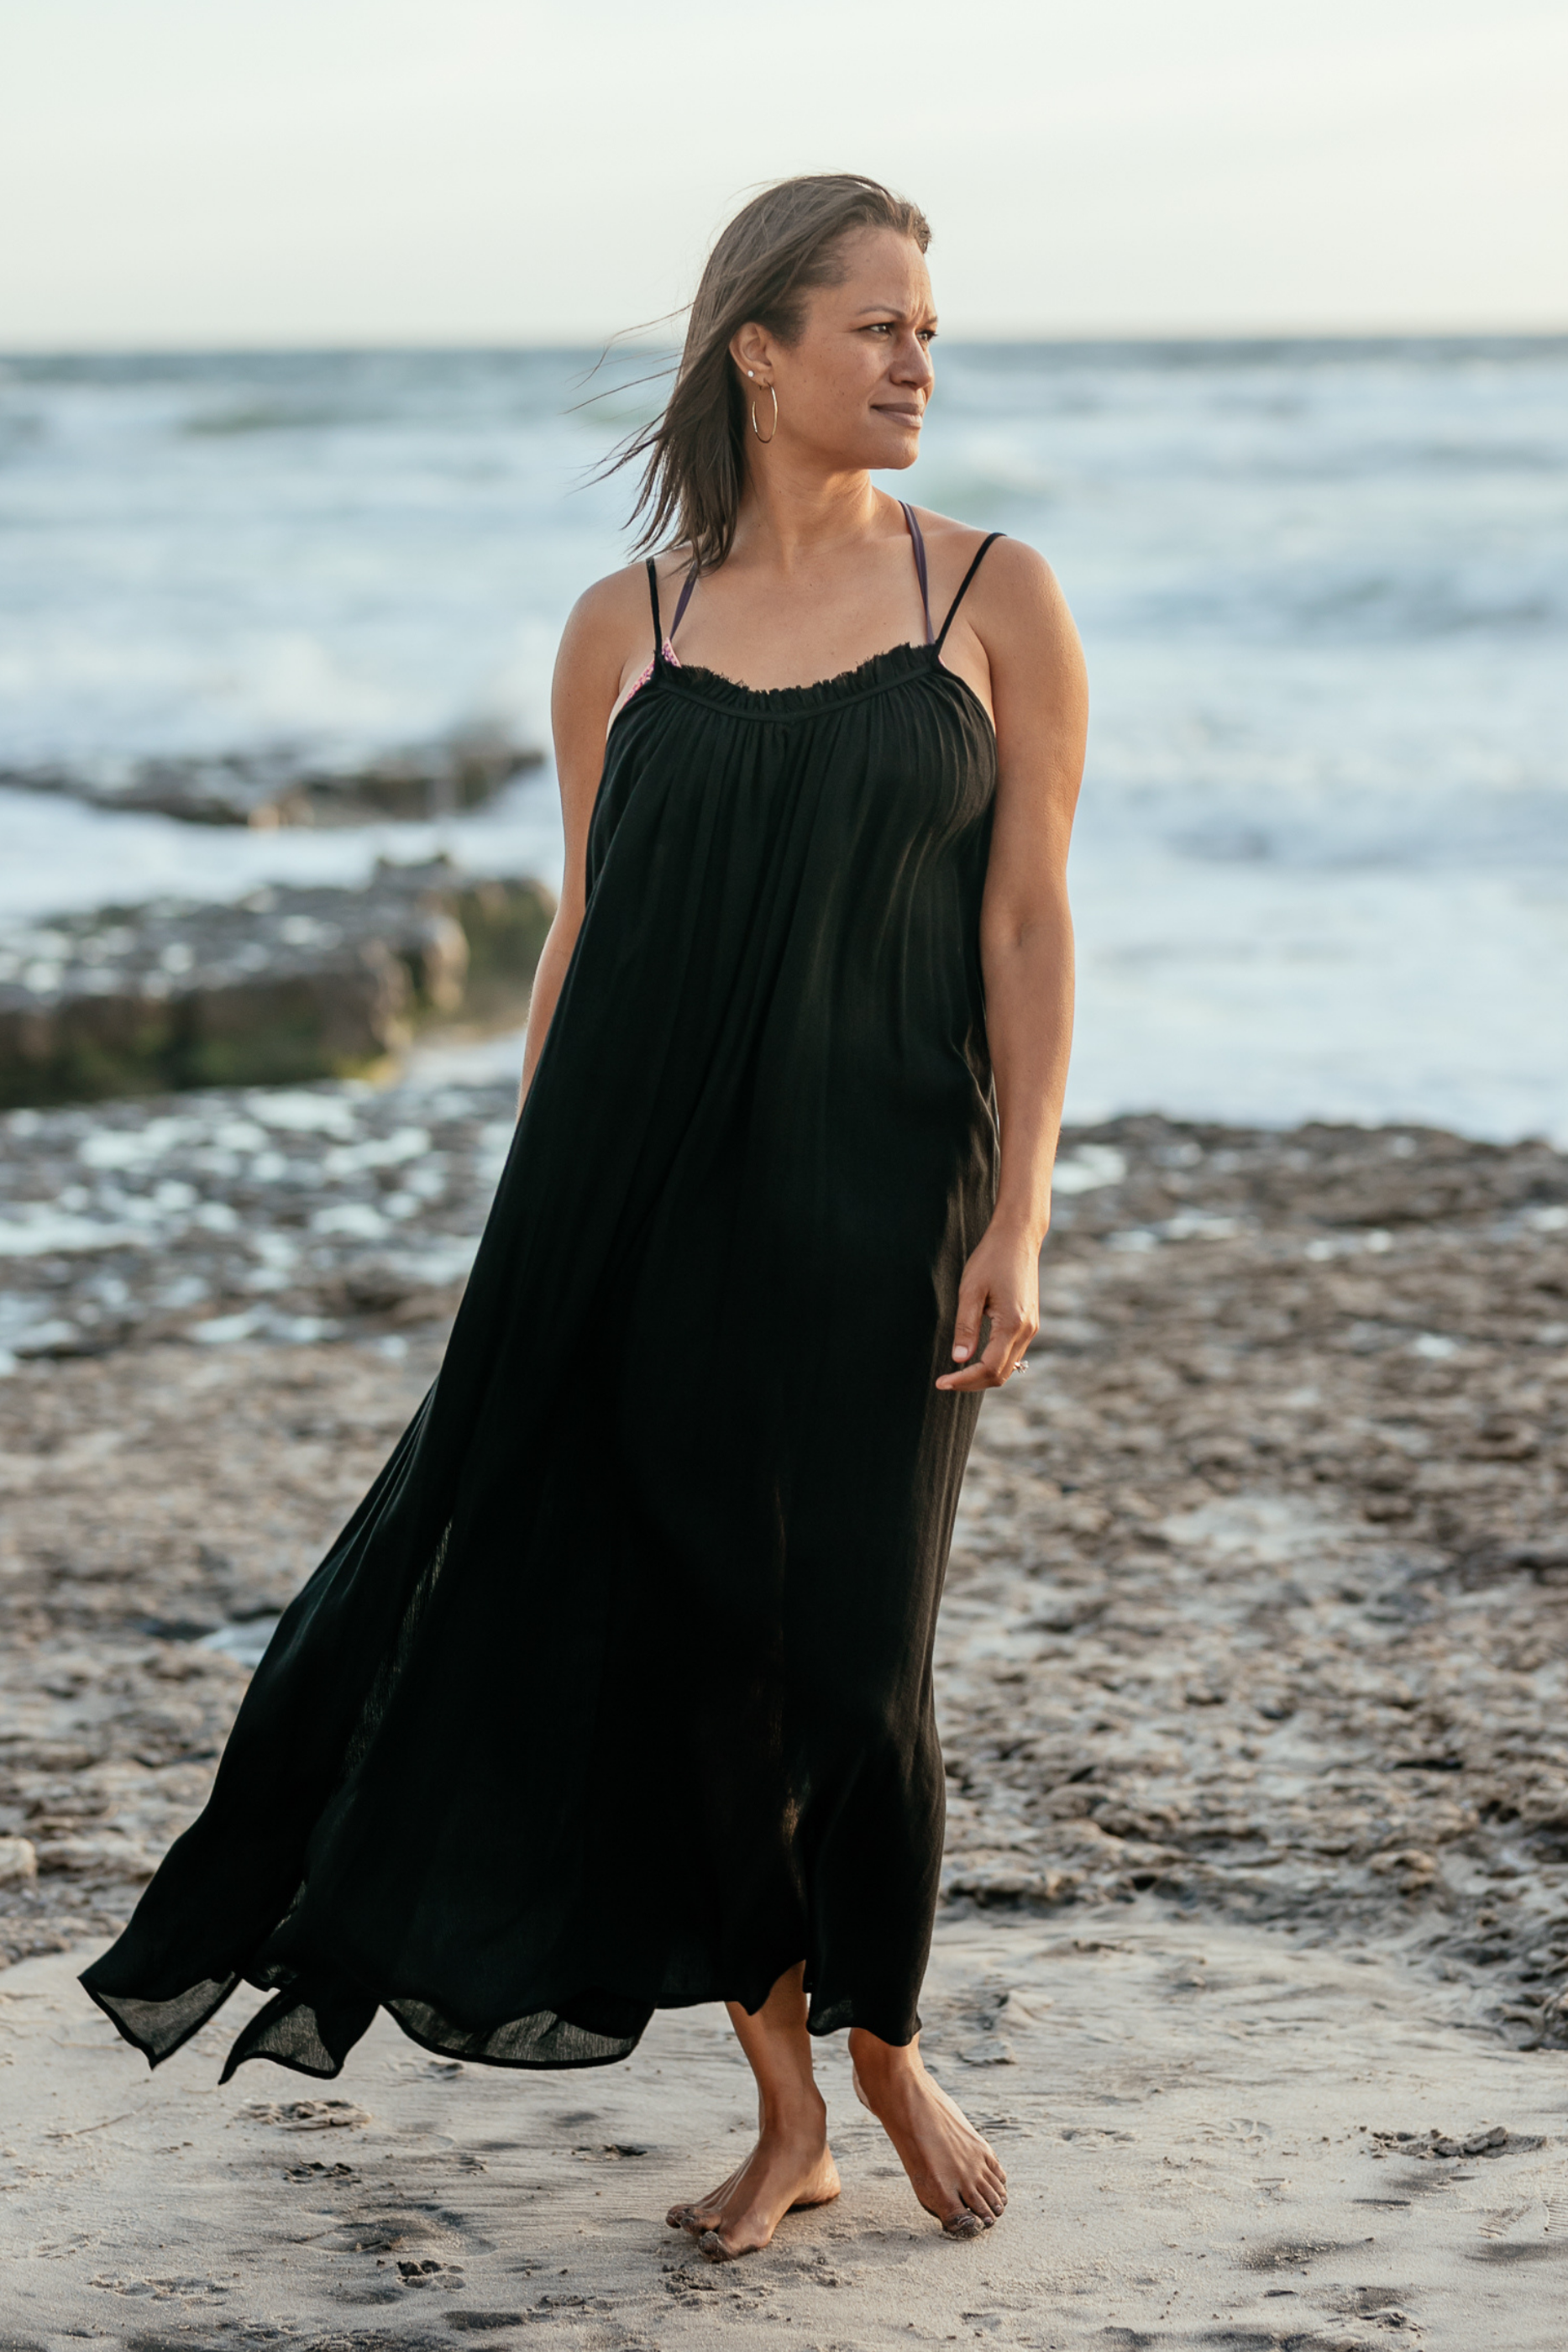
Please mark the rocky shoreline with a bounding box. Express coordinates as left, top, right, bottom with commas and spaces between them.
0, 728, 541, 827
0, 861, 554, 1108
0, 1067, 518, 1366
2, 1098, 1565, 2058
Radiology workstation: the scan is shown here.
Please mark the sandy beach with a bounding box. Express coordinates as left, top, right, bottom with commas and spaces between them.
3, 1910, 1565, 2348
3, 1098, 1567, 2343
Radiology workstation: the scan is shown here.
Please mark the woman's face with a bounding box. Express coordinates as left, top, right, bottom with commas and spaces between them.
732, 228, 937, 475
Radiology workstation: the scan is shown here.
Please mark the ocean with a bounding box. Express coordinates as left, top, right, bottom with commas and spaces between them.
3, 339, 1565, 1140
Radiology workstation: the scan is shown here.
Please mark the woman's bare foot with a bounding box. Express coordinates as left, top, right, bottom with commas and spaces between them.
666, 1961, 840, 2260
668, 2160, 840, 2237
669, 2103, 840, 2260
848, 2028, 1006, 2239
666, 2152, 748, 2234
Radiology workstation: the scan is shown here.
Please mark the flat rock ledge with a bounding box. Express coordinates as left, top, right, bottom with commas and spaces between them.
1, 1099, 1565, 2062
0, 860, 555, 1107
0, 727, 542, 827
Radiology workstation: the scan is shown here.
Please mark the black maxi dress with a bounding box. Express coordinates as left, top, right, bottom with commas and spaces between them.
81, 519, 1004, 2082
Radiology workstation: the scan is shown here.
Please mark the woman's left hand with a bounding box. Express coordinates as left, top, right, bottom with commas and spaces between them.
935, 1222, 1041, 1391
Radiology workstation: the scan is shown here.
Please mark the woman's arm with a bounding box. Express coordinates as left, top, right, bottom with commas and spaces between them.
935, 539, 1088, 1391
517, 567, 650, 1110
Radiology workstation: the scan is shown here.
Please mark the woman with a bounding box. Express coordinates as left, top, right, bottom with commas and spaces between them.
81, 173, 1087, 2264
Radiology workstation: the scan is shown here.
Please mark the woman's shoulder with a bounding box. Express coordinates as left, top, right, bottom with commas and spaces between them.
904, 507, 1082, 683
565, 557, 649, 634
901, 504, 1057, 593
561, 551, 694, 655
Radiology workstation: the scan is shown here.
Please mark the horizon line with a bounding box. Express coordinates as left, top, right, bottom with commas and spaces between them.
3, 323, 1567, 362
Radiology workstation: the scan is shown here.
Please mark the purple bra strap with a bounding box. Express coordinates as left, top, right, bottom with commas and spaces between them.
648, 559, 698, 657
668, 565, 698, 644
899, 502, 935, 644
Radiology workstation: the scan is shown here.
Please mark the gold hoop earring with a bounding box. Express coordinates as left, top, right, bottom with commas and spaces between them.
750, 384, 779, 444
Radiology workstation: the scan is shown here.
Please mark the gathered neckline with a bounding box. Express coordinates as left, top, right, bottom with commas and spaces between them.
664, 638, 926, 709
648, 639, 995, 736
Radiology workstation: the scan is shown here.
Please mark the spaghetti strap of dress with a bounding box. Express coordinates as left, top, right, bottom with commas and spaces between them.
645, 558, 663, 659
935, 533, 1004, 652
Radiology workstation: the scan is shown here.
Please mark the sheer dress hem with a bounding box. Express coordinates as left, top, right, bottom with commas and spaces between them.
81, 1962, 919, 2082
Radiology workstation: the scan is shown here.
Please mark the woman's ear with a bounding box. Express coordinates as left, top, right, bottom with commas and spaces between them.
730, 321, 774, 381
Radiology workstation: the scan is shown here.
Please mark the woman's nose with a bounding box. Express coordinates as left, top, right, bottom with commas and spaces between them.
892, 336, 934, 389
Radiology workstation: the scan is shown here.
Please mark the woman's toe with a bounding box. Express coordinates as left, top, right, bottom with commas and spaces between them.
941, 2206, 988, 2239
699, 2227, 745, 2264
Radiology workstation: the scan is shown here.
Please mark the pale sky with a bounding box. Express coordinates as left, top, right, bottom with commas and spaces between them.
2, 0, 1564, 347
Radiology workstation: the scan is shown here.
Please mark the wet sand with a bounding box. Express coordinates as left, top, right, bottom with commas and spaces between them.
3, 1914, 1565, 2346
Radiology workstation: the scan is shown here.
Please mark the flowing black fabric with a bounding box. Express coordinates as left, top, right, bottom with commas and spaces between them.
82, 557, 1002, 2082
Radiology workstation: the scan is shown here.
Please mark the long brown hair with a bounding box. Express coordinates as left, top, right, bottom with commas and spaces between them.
613, 175, 931, 575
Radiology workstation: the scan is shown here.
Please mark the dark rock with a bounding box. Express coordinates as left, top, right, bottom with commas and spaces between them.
0, 861, 554, 1108
0, 728, 542, 828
